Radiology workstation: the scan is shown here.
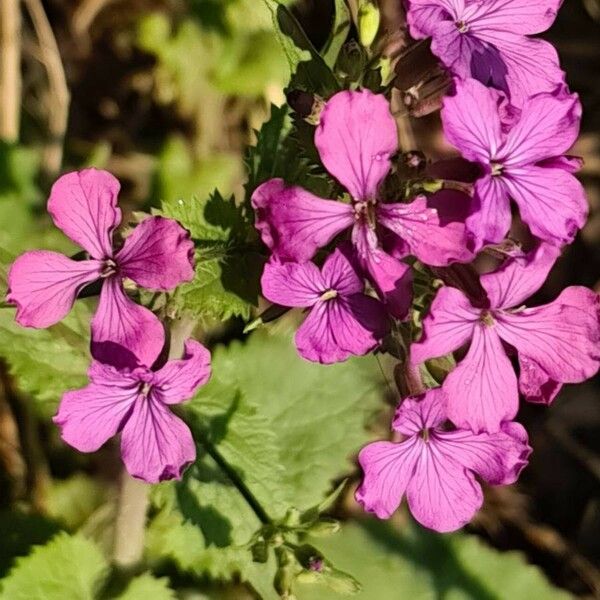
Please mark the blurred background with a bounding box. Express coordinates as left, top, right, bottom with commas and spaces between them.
0, 0, 599, 598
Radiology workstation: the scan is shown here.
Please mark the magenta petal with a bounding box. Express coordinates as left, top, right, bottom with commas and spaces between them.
7, 251, 102, 328
518, 355, 562, 405
538, 155, 583, 173
152, 339, 212, 404
47, 169, 122, 259
321, 248, 364, 296
500, 92, 581, 166
53, 363, 138, 452
392, 388, 448, 435
406, 442, 483, 533
441, 79, 502, 163
91, 277, 165, 369
355, 437, 421, 519
435, 422, 531, 486
120, 394, 196, 483
496, 287, 600, 385
252, 179, 353, 262
481, 243, 560, 309
502, 166, 587, 246
468, 175, 512, 245
411, 286, 479, 365
261, 259, 324, 307
467, 0, 560, 35
116, 216, 195, 290
315, 90, 397, 200
378, 196, 475, 267
295, 296, 384, 364
444, 325, 518, 433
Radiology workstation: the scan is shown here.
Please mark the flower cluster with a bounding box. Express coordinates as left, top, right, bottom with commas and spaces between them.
253, 0, 600, 531
7, 168, 211, 483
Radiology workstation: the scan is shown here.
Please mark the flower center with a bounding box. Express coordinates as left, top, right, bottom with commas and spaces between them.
353, 200, 377, 228
420, 428, 430, 442
480, 310, 496, 327
320, 289, 338, 302
455, 20, 469, 33
100, 258, 118, 278
490, 161, 504, 177
139, 382, 153, 397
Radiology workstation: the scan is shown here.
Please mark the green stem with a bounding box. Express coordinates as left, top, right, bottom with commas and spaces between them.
198, 435, 271, 525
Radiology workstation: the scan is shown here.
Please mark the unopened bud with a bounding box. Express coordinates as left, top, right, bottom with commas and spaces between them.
274, 547, 297, 598
286, 90, 325, 125
358, 1, 380, 48
322, 567, 362, 595
307, 517, 341, 537
250, 536, 269, 563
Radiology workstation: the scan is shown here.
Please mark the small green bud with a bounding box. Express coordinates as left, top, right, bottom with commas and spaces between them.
358, 1, 381, 48
250, 536, 269, 563
283, 507, 301, 527
274, 547, 298, 598
322, 567, 362, 595
306, 517, 341, 537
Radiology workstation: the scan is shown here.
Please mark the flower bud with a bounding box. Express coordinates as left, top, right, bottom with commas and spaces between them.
358, 1, 381, 48
250, 536, 269, 564
321, 567, 362, 594
306, 517, 341, 537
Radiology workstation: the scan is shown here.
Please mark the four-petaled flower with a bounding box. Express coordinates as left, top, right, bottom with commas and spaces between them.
441, 79, 586, 247
252, 90, 475, 319
261, 248, 389, 363
356, 387, 531, 532
407, 0, 565, 106
54, 339, 211, 483
7, 168, 195, 368
411, 244, 600, 433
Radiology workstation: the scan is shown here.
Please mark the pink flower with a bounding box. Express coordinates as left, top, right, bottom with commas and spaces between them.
261, 248, 389, 364
411, 244, 600, 433
356, 387, 531, 532
252, 90, 475, 319
407, 0, 565, 106
441, 79, 586, 247
54, 339, 211, 483
7, 169, 195, 368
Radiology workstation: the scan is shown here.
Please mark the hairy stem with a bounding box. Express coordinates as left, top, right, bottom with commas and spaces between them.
0, 0, 21, 141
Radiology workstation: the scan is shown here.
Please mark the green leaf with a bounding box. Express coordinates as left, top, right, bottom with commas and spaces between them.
158, 191, 263, 322
0, 532, 109, 600
322, 0, 351, 68
296, 520, 570, 600
116, 574, 176, 600
46, 474, 108, 531
146, 331, 385, 584
261, 0, 340, 94
0, 300, 92, 418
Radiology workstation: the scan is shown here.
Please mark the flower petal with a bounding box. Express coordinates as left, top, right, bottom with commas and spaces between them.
499, 92, 581, 166
116, 216, 195, 290
7, 251, 102, 328
410, 286, 479, 365
355, 437, 421, 519
441, 78, 503, 163
120, 394, 196, 483
321, 248, 364, 296
152, 339, 212, 404
377, 195, 475, 267
91, 276, 165, 369
252, 178, 353, 262
481, 243, 560, 309
496, 286, 600, 385
518, 355, 562, 405
468, 175, 512, 245
53, 363, 139, 452
47, 168, 121, 259
407, 442, 483, 532
434, 421, 531, 486
392, 388, 449, 436
295, 296, 384, 364
261, 259, 325, 308
444, 324, 518, 433
315, 90, 397, 200
502, 166, 587, 246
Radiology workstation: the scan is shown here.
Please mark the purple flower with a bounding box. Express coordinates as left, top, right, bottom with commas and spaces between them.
411, 244, 600, 433
7, 169, 195, 368
53, 339, 211, 483
252, 90, 475, 319
356, 387, 531, 532
441, 78, 586, 247
261, 248, 389, 364
407, 0, 565, 106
